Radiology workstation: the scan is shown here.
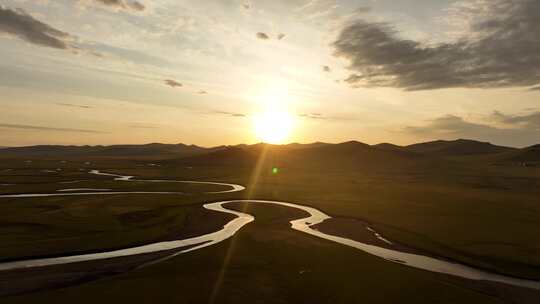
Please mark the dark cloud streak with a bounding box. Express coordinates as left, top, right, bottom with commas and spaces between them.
56, 103, 93, 109
0, 6, 71, 49
333, 0, 540, 90
164, 79, 182, 88
90, 0, 145, 12
256, 32, 270, 40
491, 110, 540, 129
127, 1, 145, 11
211, 110, 246, 118
0, 123, 106, 134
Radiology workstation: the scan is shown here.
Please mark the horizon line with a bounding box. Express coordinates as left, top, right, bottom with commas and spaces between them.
1, 138, 537, 150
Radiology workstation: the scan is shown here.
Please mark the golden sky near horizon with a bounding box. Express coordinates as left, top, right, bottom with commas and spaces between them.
0, 0, 539, 147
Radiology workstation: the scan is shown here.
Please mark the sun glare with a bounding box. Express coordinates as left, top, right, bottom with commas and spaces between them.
249, 80, 297, 144
253, 110, 295, 144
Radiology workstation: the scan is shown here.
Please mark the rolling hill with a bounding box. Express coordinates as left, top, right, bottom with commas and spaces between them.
0, 143, 222, 159
174, 140, 423, 171
1, 140, 533, 167
404, 139, 515, 156
372, 143, 410, 152
496, 144, 540, 163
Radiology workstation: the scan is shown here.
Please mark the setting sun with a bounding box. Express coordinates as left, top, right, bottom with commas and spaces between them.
252, 110, 295, 144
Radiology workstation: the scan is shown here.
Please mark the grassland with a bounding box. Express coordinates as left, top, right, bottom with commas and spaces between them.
0, 151, 539, 303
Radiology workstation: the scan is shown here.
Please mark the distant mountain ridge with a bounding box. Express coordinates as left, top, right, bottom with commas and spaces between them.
0, 143, 222, 159
0, 139, 537, 163
175, 140, 421, 170
404, 139, 515, 156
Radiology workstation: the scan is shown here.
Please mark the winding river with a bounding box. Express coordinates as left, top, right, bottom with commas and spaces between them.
0, 170, 539, 290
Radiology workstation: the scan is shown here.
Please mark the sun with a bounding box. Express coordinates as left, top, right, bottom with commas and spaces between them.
249, 80, 297, 144
252, 110, 295, 144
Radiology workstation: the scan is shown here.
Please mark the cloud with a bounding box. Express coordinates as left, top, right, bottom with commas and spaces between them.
56, 103, 93, 109
300, 113, 325, 119
242, 3, 251, 10
0, 6, 101, 56
299, 112, 354, 121
84, 42, 170, 67
490, 110, 540, 129
333, 0, 540, 90
405, 115, 493, 134
86, 0, 146, 12
197, 90, 208, 94
256, 32, 270, 40
127, 1, 145, 11
354, 6, 371, 14
0, 123, 106, 134
323, 65, 331, 72
164, 79, 182, 88
277, 33, 286, 40
129, 123, 158, 129
0, 6, 71, 49
211, 110, 246, 118
403, 114, 540, 147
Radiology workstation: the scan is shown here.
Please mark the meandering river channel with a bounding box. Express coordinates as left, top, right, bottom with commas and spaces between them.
0, 170, 538, 290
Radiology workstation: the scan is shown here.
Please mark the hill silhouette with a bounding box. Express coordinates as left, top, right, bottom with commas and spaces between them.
0, 143, 223, 159
497, 144, 540, 163
1, 140, 536, 166
173, 140, 423, 170
404, 139, 514, 156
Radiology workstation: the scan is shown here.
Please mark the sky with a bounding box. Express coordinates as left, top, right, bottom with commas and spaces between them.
0, 0, 539, 147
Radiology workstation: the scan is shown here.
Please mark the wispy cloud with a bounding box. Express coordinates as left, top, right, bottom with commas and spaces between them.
299, 113, 354, 121
334, 0, 540, 90
211, 110, 246, 118
128, 1, 145, 11
129, 123, 158, 129
56, 103, 92, 109
0, 123, 106, 134
405, 115, 494, 134
490, 110, 540, 129
300, 113, 325, 119
164, 79, 183, 88
0, 6, 103, 57
84, 0, 146, 12
84, 43, 170, 67
0, 6, 71, 49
